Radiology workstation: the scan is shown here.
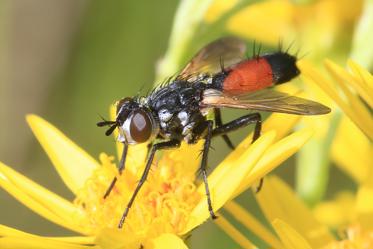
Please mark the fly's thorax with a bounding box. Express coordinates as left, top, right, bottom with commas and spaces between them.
156, 107, 208, 144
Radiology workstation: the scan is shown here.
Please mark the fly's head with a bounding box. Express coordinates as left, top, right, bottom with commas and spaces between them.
97, 97, 159, 145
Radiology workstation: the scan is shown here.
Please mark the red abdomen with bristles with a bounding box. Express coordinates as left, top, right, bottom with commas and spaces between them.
223, 58, 273, 93
214, 52, 300, 93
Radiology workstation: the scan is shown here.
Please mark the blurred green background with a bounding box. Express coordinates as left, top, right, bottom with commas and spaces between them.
0, 1, 356, 248
1, 0, 178, 237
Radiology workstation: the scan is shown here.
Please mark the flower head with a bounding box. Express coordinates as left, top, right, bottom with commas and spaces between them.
0, 111, 312, 248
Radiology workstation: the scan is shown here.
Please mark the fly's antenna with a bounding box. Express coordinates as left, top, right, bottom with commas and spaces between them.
97, 115, 118, 136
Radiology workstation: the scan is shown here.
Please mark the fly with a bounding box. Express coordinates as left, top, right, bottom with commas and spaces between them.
97, 37, 331, 228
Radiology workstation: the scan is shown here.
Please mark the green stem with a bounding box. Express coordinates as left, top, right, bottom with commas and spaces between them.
156, 0, 213, 83
296, 111, 342, 206
350, 0, 373, 70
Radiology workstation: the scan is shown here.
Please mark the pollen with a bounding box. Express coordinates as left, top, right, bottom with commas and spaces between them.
323, 226, 373, 249
73, 152, 202, 238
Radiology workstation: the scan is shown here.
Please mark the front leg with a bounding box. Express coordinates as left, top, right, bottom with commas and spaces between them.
200, 120, 218, 219
103, 143, 129, 199
118, 139, 180, 228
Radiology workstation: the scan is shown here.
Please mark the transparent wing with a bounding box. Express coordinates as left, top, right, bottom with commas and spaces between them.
202, 88, 331, 115
178, 37, 247, 79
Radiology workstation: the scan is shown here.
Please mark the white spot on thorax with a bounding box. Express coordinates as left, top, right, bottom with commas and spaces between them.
178, 111, 189, 126
158, 109, 173, 122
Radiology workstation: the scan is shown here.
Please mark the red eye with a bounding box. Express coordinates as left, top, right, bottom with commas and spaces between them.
129, 110, 153, 143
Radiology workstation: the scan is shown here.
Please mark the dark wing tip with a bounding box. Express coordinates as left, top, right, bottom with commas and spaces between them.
304, 103, 331, 115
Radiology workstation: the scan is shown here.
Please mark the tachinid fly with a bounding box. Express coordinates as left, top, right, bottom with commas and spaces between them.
97, 37, 331, 228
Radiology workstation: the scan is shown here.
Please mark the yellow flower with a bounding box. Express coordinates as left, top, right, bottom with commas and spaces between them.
0, 111, 313, 248
213, 175, 373, 249
208, 0, 362, 61
299, 59, 373, 183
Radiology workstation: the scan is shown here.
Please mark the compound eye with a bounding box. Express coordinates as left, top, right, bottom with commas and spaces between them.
129, 110, 153, 143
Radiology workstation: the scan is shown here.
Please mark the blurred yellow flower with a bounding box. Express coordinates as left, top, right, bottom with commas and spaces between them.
299, 59, 373, 182
207, 0, 362, 61
216, 175, 373, 248
257, 177, 373, 249
0, 111, 312, 248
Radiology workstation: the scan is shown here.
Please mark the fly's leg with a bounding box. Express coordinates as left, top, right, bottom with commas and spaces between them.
118, 140, 180, 228
103, 143, 128, 199
255, 178, 264, 193
146, 142, 153, 158
200, 120, 218, 219
211, 113, 264, 193
214, 108, 235, 150
212, 113, 262, 144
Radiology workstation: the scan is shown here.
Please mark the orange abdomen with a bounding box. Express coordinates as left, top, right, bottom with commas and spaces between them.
223, 58, 273, 93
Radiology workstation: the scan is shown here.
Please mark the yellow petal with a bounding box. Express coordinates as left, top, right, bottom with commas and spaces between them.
214, 214, 257, 249
324, 60, 373, 134
299, 60, 373, 140
224, 201, 283, 249
0, 226, 95, 249
166, 141, 203, 175
201, 112, 300, 201
234, 129, 313, 197
125, 143, 150, 176
356, 180, 373, 229
227, 0, 295, 45
95, 228, 142, 249
109, 104, 123, 161
262, 113, 300, 142
313, 191, 356, 229
45, 236, 95, 245
0, 237, 95, 249
149, 233, 188, 249
96, 230, 187, 249
255, 176, 334, 248
182, 131, 276, 234
272, 219, 313, 249
0, 161, 78, 216
26, 115, 99, 194
347, 60, 373, 108
331, 116, 372, 183
210, 111, 299, 176
204, 0, 238, 23
0, 225, 94, 244
0, 162, 86, 234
